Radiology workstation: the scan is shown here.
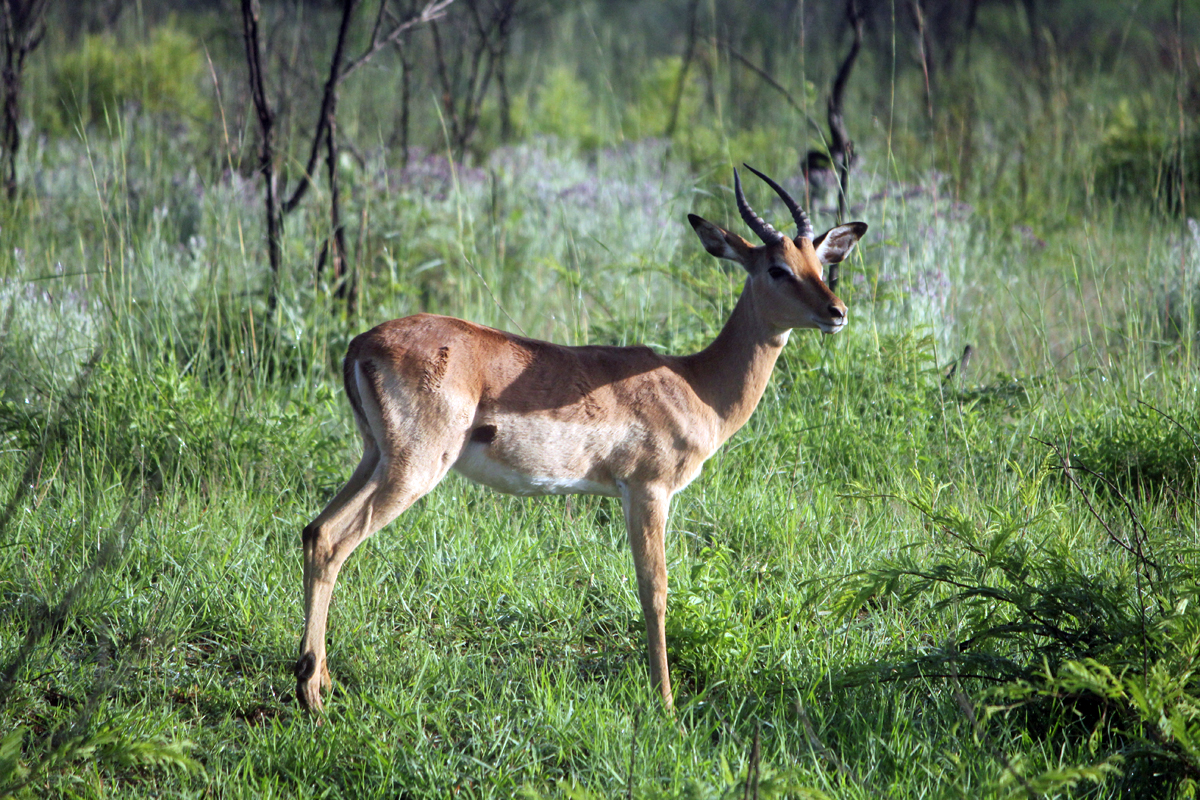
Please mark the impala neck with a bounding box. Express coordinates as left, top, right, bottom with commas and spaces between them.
682, 280, 789, 443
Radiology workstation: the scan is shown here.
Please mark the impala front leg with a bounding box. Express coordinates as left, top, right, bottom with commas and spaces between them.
620, 482, 673, 710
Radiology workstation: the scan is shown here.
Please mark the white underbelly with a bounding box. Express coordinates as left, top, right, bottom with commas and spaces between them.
452, 442, 620, 497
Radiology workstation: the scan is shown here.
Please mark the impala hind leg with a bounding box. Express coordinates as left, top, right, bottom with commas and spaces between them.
296, 444, 453, 711
298, 438, 378, 698
620, 483, 674, 710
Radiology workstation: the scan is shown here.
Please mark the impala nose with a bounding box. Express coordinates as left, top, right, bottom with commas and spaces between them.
828, 304, 845, 320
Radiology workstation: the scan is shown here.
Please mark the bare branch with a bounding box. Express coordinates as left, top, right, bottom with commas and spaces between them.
828, 0, 865, 222
283, 0, 359, 215
241, 0, 283, 312
340, 0, 456, 84
726, 43, 824, 141
283, 0, 454, 214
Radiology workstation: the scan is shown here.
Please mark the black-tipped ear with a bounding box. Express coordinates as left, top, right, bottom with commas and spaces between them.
689, 213, 754, 267
811, 222, 868, 265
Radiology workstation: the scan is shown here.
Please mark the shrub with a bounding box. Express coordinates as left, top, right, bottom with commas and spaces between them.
525, 67, 602, 150
47, 26, 212, 133
1094, 98, 1200, 214
1068, 403, 1200, 496
838, 469, 1200, 796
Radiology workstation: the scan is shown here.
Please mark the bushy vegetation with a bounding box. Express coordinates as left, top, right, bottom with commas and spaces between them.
45, 25, 213, 133
0, 1, 1198, 797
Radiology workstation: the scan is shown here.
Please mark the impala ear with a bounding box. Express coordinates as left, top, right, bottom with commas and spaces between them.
689, 213, 755, 269
810, 222, 868, 265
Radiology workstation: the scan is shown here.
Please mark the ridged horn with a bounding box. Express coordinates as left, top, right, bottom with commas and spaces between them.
743, 163, 814, 242
733, 168, 782, 244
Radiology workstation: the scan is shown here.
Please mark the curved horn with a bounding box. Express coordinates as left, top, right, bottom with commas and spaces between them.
734, 168, 782, 244
743, 163, 814, 241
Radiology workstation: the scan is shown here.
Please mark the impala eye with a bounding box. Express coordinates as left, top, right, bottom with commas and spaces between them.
767, 266, 791, 280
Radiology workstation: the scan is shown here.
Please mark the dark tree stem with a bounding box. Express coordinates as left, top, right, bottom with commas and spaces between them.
826, 0, 864, 292
0, 0, 49, 202
243, 0, 453, 313
241, 0, 282, 314
394, 33, 414, 165
431, 0, 517, 159
665, 0, 700, 139
284, 0, 359, 216
909, 0, 934, 120
828, 0, 864, 219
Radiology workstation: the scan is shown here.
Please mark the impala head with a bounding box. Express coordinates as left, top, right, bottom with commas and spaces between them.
689, 165, 867, 335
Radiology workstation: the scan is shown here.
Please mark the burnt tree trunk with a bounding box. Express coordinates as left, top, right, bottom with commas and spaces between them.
826, 0, 865, 293
241, 0, 283, 314
397, 37, 413, 164
324, 101, 355, 311
243, 0, 451, 313
0, 0, 49, 202
431, 0, 518, 159
303, 0, 358, 309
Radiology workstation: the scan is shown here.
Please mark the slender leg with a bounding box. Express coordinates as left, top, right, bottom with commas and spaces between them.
301, 438, 380, 676
296, 443, 454, 711
620, 482, 674, 710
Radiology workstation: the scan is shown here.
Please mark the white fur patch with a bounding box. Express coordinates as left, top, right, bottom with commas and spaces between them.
452, 442, 620, 498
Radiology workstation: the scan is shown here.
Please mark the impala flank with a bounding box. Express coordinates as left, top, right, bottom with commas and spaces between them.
296, 166, 867, 711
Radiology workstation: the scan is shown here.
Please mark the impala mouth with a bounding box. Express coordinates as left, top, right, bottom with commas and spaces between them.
817, 317, 847, 335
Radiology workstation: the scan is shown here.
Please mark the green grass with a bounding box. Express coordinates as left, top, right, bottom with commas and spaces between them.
2, 4, 1200, 797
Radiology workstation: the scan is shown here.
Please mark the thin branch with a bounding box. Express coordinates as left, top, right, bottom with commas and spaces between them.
948, 655, 1038, 800
340, 0, 456, 83
1036, 438, 1160, 577
1037, 437, 1155, 679
725, 43, 824, 141
283, 0, 359, 215
1138, 398, 1200, 454
241, 0, 282, 313
828, 0, 865, 222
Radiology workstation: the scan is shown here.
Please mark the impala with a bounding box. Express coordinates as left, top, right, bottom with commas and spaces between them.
295, 165, 867, 711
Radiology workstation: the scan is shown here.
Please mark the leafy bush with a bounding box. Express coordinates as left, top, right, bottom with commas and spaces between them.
47, 26, 212, 133
524, 67, 603, 150
1068, 403, 1199, 495
839, 469, 1200, 796
0, 724, 199, 799
665, 545, 757, 691
520, 748, 821, 800
1094, 98, 1200, 214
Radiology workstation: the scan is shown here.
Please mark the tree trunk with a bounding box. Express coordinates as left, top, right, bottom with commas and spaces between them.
0, 0, 49, 202
826, 0, 865, 293
241, 0, 283, 314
